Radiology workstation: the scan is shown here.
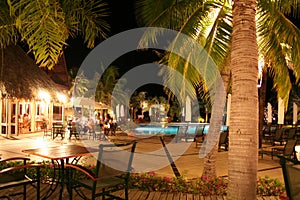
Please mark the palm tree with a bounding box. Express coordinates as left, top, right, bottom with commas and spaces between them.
134, 0, 300, 198
227, 0, 258, 198
135, 0, 232, 179
130, 91, 147, 121
0, 0, 109, 69
95, 66, 128, 106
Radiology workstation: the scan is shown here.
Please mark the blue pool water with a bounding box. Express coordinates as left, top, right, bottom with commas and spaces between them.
135, 125, 179, 134
134, 123, 228, 135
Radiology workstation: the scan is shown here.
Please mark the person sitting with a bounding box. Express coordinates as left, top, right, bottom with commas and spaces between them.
87, 117, 95, 133
22, 113, 31, 129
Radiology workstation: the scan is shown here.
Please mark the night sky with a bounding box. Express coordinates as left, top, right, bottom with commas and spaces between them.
64, 2, 300, 99
64, 0, 138, 70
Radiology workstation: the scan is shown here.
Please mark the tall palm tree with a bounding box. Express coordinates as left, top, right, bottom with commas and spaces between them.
0, 0, 110, 69
228, 0, 258, 198
135, 0, 232, 179
135, 0, 300, 198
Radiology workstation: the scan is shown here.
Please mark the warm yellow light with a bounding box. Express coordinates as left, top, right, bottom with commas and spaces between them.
57, 93, 67, 103
38, 91, 50, 102
295, 145, 300, 161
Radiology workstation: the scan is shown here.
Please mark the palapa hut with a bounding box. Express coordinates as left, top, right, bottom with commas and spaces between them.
0, 45, 67, 137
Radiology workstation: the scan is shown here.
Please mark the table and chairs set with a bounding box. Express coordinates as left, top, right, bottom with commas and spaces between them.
0, 141, 137, 200
43, 121, 117, 141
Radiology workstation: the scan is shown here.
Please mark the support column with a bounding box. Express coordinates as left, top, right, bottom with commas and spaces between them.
16, 101, 19, 135
293, 102, 298, 126
31, 100, 36, 132
267, 102, 272, 124
49, 102, 53, 126
7, 98, 11, 137
278, 98, 284, 126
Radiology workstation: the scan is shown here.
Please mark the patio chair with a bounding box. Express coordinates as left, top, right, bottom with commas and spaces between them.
175, 125, 188, 143
218, 130, 229, 151
42, 122, 52, 139
65, 141, 137, 200
278, 155, 300, 200
69, 124, 80, 140
271, 128, 285, 146
259, 139, 297, 160
175, 125, 197, 142
271, 139, 297, 160
284, 128, 297, 140
195, 125, 205, 148
0, 157, 44, 200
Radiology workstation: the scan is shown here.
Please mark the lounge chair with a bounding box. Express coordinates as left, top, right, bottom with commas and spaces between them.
271, 139, 297, 159
65, 141, 137, 200
278, 155, 300, 200
0, 157, 44, 200
259, 139, 297, 160
271, 128, 285, 146
284, 128, 297, 140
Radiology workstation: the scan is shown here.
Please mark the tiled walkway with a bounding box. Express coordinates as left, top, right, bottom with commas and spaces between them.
0, 132, 285, 199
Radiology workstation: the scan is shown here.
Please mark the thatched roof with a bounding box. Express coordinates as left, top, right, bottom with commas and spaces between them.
0, 45, 63, 100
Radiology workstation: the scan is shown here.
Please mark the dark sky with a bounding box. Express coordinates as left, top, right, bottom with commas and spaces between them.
64, 0, 138, 70
64, 0, 166, 97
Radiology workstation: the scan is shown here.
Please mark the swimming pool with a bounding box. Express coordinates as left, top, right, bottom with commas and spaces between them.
134, 123, 228, 135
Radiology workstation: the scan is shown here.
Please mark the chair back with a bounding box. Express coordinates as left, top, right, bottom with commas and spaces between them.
274, 128, 284, 140
287, 128, 297, 139
279, 156, 300, 200
195, 125, 204, 136
219, 130, 228, 145
95, 142, 137, 179
284, 139, 297, 158
177, 125, 188, 135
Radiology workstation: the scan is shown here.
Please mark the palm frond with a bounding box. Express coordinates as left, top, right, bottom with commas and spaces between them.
9, 0, 68, 69
0, 1, 19, 48
62, 0, 110, 48
257, 0, 300, 105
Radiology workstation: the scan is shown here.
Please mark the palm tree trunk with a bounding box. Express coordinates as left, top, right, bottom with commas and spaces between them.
201, 80, 226, 179
228, 0, 258, 199
202, 65, 230, 179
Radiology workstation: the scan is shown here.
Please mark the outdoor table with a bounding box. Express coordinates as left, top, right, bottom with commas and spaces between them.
22, 144, 98, 200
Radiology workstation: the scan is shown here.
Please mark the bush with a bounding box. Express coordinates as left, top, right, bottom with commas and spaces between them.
0, 161, 286, 196
128, 171, 228, 195
257, 176, 285, 196
129, 172, 285, 196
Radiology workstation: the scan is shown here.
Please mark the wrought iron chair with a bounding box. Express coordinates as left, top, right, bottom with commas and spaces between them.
0, 157, 44, 200
66, 141, 137, 200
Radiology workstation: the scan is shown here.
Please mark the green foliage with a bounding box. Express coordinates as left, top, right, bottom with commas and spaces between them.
128, 172, 285, 196
0, 161, 286, 196
1, 0, 110, 69
128, 171, 228, 195
257, 176, 285, 196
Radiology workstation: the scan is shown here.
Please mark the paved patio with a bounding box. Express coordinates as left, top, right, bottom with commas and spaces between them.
0, 131, 284, 183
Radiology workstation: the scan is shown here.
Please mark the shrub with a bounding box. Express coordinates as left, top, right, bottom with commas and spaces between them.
128, 172, 228, 195
129, 172, 285, 196
257, 176, 285, 196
